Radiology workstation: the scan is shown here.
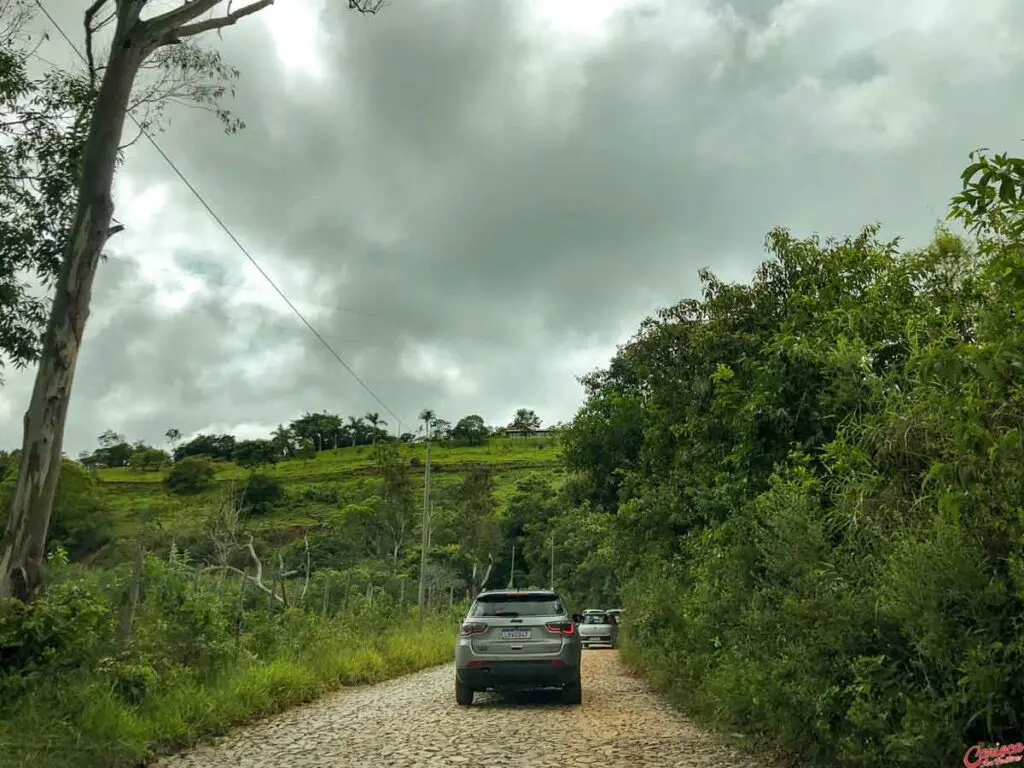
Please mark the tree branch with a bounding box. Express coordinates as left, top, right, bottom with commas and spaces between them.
144, 0, 225, 36
349, 0, 387, 13
83, 0, 112, 91
173, 0, 273, 39
202, 564, 285, 602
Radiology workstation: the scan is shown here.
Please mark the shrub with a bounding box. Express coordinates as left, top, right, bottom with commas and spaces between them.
242, 473, 285, 512
165, 457, 217, 495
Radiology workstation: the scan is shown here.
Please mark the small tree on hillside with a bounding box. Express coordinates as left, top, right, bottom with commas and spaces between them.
452, 415, 488, 445
165, 456, 217, 496
510, 408, 542, 435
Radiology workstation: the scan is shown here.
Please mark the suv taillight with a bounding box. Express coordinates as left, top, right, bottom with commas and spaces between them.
545, 621, 575, 635
459, 622, 487, 636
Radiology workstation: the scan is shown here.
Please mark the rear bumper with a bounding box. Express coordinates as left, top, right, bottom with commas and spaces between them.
456, 660, 579, 690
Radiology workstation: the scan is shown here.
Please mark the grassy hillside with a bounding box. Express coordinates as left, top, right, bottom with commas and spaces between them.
91, 436, 563, 561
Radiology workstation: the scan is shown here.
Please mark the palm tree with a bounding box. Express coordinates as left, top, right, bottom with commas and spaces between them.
347, 415, 365, 447
365, 412, 388, 445
418, 409, 436, 441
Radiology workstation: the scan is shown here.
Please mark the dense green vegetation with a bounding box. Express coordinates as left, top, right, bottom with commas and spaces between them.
554, 151, 1024, 766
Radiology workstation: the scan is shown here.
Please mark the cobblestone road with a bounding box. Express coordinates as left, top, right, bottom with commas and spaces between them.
153, 650, 761, 768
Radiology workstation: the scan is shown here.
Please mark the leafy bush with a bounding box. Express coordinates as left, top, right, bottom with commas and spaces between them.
242, 473, 285, 512
0, 460, 114, 560
563, 150, 1024, 767
165, 456, 217, 495
301, 484, 339, 504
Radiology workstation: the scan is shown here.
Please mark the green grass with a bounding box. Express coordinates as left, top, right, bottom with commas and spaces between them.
0, 611, 459, 768
94, 437, 563, 546
98, 437, 561, 484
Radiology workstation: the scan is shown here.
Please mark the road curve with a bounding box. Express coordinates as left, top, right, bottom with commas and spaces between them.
153, 650, 759, 768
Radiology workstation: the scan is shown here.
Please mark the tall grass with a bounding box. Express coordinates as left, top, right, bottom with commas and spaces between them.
0, 558, 459, 768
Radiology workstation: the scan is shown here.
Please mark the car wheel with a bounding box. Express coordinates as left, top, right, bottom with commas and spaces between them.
561, 675, 582, 706
455, 678, 474, 706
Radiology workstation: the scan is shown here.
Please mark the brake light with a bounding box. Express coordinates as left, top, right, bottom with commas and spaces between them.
460, 622, 487, 636
545, 621, 575, 635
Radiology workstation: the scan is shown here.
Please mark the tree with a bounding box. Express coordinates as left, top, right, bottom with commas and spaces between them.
97, 429, 124, 448
240, 472, 284, 514
172, 432, 235, 462
289, 411, 342, 451
365, 412, 388, 445
0, 1, 91, 384
510, 408, 542, 434
1, 0, 386, 600
419, 409, 436, 440
343, 415, 366, 447
232, 438, 278, 469
270, 424, 295, 457
430, 418, 452, 442
165, 456, 217, 495
128, 446, 169, 472
448, 467, 501, 592
165, 427, 181, 448
373, 441, 416, 563
452, 414, 488, 445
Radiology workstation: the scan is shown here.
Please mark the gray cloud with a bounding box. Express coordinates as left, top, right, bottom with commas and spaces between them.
3, 0, 1024, 456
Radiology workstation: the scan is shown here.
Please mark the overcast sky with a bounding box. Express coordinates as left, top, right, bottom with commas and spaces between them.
1, 0, 1023, 457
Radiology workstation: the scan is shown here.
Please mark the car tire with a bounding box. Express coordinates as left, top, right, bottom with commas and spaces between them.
562, 675, 582, 706
455, 678, 474, 706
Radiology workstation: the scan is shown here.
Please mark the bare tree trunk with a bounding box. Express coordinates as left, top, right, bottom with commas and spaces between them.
0, 10, 147, 600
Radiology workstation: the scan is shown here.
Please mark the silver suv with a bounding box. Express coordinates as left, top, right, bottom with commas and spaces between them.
454, 588, 582, 706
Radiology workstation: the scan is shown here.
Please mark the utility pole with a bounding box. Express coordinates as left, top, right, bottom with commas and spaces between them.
417, 421, 431, 620
508, 545, 516, 589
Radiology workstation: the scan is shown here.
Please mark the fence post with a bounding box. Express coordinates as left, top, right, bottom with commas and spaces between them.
322, 574, 331, 617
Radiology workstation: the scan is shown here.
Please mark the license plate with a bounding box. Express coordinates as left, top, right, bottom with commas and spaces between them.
501, 628, 530, 640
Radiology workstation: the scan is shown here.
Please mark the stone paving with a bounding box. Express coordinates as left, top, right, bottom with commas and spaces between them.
153, 650, 762, 768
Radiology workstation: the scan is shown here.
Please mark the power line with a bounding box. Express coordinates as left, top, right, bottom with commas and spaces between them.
32, 0, 402, 426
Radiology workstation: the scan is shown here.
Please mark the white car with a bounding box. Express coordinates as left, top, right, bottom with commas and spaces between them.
577, 611, 618, 648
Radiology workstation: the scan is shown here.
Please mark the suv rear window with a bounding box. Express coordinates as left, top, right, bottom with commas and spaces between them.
470, 593, 564, 617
